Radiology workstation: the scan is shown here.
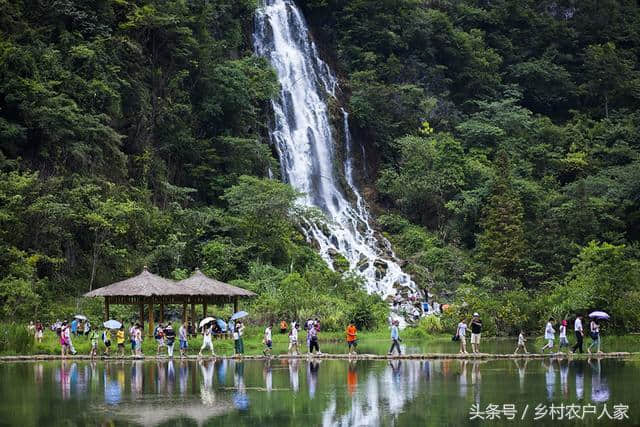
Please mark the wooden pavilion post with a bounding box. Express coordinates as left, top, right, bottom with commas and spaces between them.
159, 299, 164, 324
182, 300, 187, 325
203, 302, 208, 318
139, 299, 144, 334
148, 298, 155, 337
233, 297, 238, 314
190, 303, 195, 325
104, 296, 110, 321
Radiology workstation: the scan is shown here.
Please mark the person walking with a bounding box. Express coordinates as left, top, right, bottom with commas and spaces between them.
165, 324, 176, 358
541, 318, 556, 353
280, 320, 288, 334
588, 319, 601, 354
66, 321, 77, 355
154, 323, 165, 355
71, 318, 78, 337
102, 328, 111, 356
559, 320, 570, 352
129, 322, 137, 356
514, 330, 528, 354
346, 321, 358, 355
199, 324, 215, 357
388, 320, 401, 355
263, 323, 273, 356
288, 322, 300, 355
236, 320, 245, 355
84, 320, 91, 336
179, 323, 189, 358
470, 313, 482, 354
134, 323, 143, 356
308, 323, 321, 355
456, 318, 468, 354
116, 326, 126, 357
572, 314, 584, 354
60, 321, 70, 357
35, 321, 44, 343
89, 329, 99, 359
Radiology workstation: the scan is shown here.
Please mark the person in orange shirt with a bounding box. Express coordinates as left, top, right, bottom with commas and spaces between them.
346, 321, 358, 355
280, 320, 288, 334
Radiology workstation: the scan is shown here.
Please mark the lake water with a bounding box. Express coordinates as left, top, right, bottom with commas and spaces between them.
0, 357, 636, 426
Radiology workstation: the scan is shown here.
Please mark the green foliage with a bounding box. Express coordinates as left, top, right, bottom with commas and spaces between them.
0, 323, 33, 355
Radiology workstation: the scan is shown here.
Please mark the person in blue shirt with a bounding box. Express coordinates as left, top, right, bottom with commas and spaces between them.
70, 319, 78, 336
388, 320, 401, 355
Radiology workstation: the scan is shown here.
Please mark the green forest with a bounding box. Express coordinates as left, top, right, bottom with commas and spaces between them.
1, 0, 639, 334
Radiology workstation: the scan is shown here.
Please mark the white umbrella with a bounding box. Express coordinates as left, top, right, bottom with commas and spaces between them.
74, 315, 88, 320
199, 317, 215, 328
589, 311, 610, 320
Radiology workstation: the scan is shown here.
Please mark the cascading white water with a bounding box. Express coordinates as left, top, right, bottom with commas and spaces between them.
254, 0, 417, 300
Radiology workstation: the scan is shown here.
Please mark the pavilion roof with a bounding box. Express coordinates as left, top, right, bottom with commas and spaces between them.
177, 269, 256, 297
83, 267, 255, 298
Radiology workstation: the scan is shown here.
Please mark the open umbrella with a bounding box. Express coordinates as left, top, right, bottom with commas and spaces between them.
103, 319, 122, 329
589, 311, 610, 320
216, 318, 227, 331
74, 314, 88, 320
230, 311, 248, 321
200, 317, 215, 328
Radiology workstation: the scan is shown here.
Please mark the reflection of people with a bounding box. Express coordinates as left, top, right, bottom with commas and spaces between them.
289, 359, 300, 392
575, 360, 584, 400
179, 360, 188, 396
458, 360, 468, 398
471, 361, 482, 404
543, 359, 555, 401
513, 359, 528, 391
589, 357, 610, 402
308, 361, 320, 398
263, 360, 273, 392
233, 362, 249, 410
559, 359, 569, 398
347, 361, 358, 396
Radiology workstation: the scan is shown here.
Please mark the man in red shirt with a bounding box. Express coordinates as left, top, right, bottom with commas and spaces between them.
346, 321, 358, 355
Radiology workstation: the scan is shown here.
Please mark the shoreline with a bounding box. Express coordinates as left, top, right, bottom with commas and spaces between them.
0, 351, 634, 363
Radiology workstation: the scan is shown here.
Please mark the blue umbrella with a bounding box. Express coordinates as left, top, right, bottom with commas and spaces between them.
589, 311, 610, 320
231, 311, 248, 321
216, 318, 227, 331
103, 319, 122, 329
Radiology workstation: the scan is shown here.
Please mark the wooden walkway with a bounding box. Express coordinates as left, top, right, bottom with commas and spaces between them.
0, 352, 634, 363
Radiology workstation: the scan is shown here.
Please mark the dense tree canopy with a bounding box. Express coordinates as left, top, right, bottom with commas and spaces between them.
1, 0, 640, 332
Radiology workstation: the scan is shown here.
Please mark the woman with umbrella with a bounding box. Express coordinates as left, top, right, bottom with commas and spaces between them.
198, 317, 216, 358
588, 311, 607, 354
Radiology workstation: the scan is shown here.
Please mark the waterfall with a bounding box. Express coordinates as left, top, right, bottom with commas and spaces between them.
254, 0, 417, 300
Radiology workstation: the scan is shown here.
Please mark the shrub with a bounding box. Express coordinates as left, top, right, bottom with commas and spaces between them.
0, 323, 33, 354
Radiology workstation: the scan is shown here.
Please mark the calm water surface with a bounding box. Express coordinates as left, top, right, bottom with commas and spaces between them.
0, 356, 637, 426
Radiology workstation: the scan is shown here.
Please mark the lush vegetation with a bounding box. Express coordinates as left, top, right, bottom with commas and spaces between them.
2, 0, 640, 335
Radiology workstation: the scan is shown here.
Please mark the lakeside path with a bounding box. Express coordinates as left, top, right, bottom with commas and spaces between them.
0, 352, 634, 362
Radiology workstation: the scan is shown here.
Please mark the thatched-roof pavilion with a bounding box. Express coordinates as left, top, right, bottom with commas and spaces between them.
84, 267, 255, 335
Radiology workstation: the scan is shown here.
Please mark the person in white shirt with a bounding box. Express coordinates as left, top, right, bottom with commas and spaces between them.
541, 318, 555, 353
572, 314, 584, 353
288, 322, 300, 355
263, 324, 273, 356
559, 319, 570, 352
514, 330, 528, 354
456, 318, 468, 354
198, 324, 215, 357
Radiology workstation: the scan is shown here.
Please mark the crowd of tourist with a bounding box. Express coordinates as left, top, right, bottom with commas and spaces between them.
27, 310, 606, 359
